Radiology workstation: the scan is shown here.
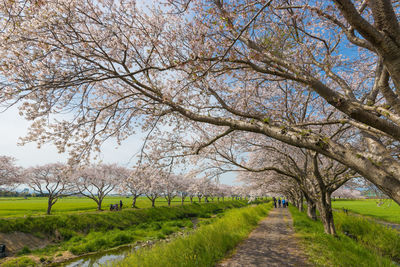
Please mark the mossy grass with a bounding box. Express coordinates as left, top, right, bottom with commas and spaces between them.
289, 206, 399, 267
113, 202, 272, 267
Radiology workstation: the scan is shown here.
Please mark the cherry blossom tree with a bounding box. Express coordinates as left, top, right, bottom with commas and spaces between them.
217, 184, 233, 202
177, 175, 191, 205
141, 166, 164, 208
332, 187, 363, 199
75, 164, 126, 210
208, 131, 355, 235
187, 179, 199, 204
25, 163, 75, 214
0, 156, 21, 190
121, 167, 145, 208
161, 174, 179, 207
2, 0, 400, 206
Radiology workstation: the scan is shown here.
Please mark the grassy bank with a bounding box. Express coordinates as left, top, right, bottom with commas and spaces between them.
1, 200, 260, 266
289, 206, 399, 267
332, 199, 400, 223
114, 202, 272, 267
0, 201, 247, 236
334, 211, 400, 263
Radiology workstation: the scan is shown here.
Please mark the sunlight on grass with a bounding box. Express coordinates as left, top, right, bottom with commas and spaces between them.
0, 196, 222, 217
289, 206, 399, 267
331, 199, 400, 224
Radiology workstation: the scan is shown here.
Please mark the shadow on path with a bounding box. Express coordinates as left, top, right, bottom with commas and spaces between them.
218, 207, 310, 267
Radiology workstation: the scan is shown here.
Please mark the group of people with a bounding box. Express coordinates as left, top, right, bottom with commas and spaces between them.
110, 200, 123, 211
272, 197, 288, 208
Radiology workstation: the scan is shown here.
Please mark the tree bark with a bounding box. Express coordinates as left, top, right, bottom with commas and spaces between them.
132, 197, 137, 208
47, 198, 54, 215
97, 199, 103, 211
306, 198, 317, 221
316, 192, 336, 235
297, 194, 304, 212
151, 198, 156, 208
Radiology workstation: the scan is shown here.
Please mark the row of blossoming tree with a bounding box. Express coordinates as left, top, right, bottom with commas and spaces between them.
0, 0, 399, 236
0, 155, 257, 215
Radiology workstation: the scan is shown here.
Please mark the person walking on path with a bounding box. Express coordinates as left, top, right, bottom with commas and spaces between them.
278, 198, 281, 208
273, 197, 277, 208
120, 200, 123, 210
282, 199, 286, 208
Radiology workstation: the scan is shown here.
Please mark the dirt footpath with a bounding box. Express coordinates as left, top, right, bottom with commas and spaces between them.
218, 207, 310, 267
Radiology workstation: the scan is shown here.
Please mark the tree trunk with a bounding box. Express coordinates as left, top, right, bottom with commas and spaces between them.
198, 197, 202, 203
306, 198, 317, 221
222, 196, 224, 202
47, 198, 53, 215
97, 199, 103, 211
167, 198, 171, 206
132, 197, 137, 208
190, 196, 193, 203
181, 197, 185, 205
316, 192, 336, 235
151, 198, 156, 208
297, 194, 304, 212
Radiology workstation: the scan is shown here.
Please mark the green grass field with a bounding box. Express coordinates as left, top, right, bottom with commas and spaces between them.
332, 199, 400, 224
0, 196, 223, 218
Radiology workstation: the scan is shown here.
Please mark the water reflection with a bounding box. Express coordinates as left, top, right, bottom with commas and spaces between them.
56, 244, 140, 267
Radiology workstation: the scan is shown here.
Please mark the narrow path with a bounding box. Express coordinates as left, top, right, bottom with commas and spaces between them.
218, 207, 310, 267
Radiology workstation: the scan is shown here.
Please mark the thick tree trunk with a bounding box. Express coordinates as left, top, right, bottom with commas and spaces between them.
167, 198, 171, 206
181, 197, 185, 205
190, 196, 193, 203
97, 199, 103, 211
47, 198, 53, 215
132, 197, 137, 208
306, 199, 317, 221
198, 197, 202, 203
316, 192, 336, 235
297, 195, 304, 212
151, 198, 156, 208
